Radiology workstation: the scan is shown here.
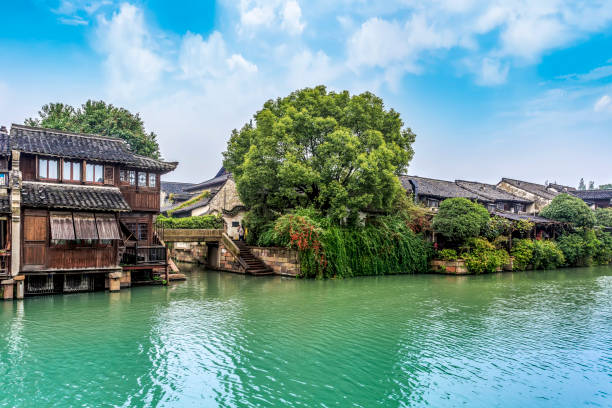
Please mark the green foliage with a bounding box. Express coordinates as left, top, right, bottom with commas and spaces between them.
437, 249, 458, 261
514, 220, 535, 237
432, 198, 490, 244
531, 240, 565, 270
599, 184, 612, 190
25, 100, 161, 158
156, 214, 223, 229
483, 216, 512, 240
540, 194, 596, 228
556, 230, 612, 267
460, 238, 510, 274
167, 191, 210, 216
595, 208, 612, 227
223, 86, 416, 226
578, 178, 586, 190
511, 239, 534, 270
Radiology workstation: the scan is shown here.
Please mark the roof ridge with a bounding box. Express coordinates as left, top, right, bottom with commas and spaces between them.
22, 180, 122, 191
11, 124, 129, 144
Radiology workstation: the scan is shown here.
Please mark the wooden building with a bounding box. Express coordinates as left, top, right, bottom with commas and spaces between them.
1, 124, 177, 299
571, 189, 612, 209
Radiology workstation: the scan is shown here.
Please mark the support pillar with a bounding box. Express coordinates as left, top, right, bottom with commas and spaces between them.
108, 271, 122, 292
1, 279, 14, 300
14, 275, 24, 299
10, 150, 22, 278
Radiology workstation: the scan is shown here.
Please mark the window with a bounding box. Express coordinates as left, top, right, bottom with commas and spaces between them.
129, 170, 136, 185
496, 202, 505, 211
427, 198, 440, 208
514, 204, 524, 213
487, 204, 496, 212
0, 173, 7, 186
63, 161, 81, 182
38, 158, 58, 180
148, 173, 156, 188
120, 170, 127, 183
138, 172, 147, 186
127, 223, 148, 241
86, 163, 104, 183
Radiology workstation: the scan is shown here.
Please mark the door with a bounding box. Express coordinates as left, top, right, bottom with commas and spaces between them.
23, 212, 48, 268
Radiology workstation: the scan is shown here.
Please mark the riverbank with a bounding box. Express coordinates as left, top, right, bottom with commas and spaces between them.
1, 264, 610, 407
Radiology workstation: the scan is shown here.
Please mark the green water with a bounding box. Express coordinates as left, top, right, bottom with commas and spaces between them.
1, 266, 611, 407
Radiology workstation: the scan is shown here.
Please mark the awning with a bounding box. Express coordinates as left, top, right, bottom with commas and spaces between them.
50, 212, 75, 240
95, 214, 121, 240
73, 213, 99, 240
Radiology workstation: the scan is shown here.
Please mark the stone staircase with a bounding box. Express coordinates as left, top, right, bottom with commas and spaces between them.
234, 240, 274, 276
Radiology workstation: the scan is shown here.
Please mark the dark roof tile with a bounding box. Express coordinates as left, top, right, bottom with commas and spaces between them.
21, 181, 130, 212
456, 180, 532, 204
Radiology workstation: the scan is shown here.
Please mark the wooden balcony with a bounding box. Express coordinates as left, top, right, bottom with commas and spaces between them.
120, 188, 160, 212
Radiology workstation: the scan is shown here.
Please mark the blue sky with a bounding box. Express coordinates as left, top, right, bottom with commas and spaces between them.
1, 0, 611, 186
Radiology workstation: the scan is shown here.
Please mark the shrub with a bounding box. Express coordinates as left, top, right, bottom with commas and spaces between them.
511, 239, 534, 270
483, 216, 512, 241
556, 233, 589, 266
156, 214, 223, 229
460, 238, 510, 274
531, 240, 565, 270
557, 230, 612, 267
432, 198, 490, 244
437, 249, 458, 261
595, 208, 612, 228
514, 220, 535, 237
593, 230, 612, 265
540, 193, 596, 228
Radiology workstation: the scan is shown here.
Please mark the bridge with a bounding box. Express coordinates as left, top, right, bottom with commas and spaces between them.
159, 228, 272, 275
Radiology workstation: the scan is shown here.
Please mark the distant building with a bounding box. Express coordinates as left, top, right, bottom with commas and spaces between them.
400, 176, 532, 213
571, 190, 612, 209
164, 168, 246, 240
160, 181, 196, 209
496, 178, 560, 213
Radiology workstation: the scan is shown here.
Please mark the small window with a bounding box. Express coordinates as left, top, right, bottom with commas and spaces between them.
515, 204, 524, 213
0, 173, 7, 186
487, 204, 496, 211
496, 202, 505, 211
427, 198, 439, 208
63, 161, 81, 182
129, 171, 136, 186
138, 172, 147, 186
232, 221, 239, 227
120, 170, 127, 183
86, 163, 104, 183
38, 158, 58, 180
148, 173, 156, 188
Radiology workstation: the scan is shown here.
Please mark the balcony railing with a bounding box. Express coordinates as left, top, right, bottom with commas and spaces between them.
121, 245, 167, 266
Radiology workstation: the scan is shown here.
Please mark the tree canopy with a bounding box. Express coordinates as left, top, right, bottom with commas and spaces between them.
223, 86, 416, 227
595, 208, 612, 228
432, 198, 490, 244
540, 193, 596, 228
25, 100, 160, 158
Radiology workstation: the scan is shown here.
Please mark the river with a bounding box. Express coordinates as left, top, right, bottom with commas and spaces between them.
0, 265, 611, 407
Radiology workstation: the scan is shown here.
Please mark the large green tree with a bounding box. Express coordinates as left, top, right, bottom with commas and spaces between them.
223, 86, 416, 227
540, 193, 596, 228
25, 100, 160, 158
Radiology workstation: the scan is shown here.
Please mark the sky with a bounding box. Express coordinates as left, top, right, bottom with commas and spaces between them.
0, 1, 611, 187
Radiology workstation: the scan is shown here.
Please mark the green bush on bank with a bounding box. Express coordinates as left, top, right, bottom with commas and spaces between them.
511, 239, 534, 271
432, 198, 490, 244
460, 238, 509, 274
531, 240, 565, 269
260, 213, 431, 278
156, 214, 224, 229
556, 230, 612, 267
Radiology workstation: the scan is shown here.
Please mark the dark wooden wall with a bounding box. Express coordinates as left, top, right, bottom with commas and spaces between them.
21, 209, 119, 272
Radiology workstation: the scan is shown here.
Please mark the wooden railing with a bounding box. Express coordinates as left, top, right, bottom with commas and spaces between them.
161, 229, 224, 242
121, 245, 167, 265
0, 252, 10, 278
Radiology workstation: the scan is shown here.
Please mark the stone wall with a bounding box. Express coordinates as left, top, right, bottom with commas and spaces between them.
217, 242, 246, 273
496, 181, 547, 213
430, 259, 469, 274
169, 242, 207, 264
249, 246, 300, 277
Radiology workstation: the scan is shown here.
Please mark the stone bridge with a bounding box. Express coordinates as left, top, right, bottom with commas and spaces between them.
159, 228, 299, 277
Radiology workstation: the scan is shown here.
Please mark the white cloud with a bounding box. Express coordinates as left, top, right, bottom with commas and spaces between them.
594, 94, 612, 112
96, 3, 168, 98
237, 0, 305, 35
59, 16, 89, 26
474, 57, 509, 86
281, 0, 305, 35
178, 32, 258, 81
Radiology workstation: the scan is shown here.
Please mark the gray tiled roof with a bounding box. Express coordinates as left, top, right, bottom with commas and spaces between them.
400, 175, 488, 201
184, 172, 229, 193
21, 181, 130, 212
500, 178, 557, 200
456, 180, 532, 204
572, 189, 612, 200
168, 187, 220, 216
161, 181, 196, 195
10, 124, 177, 173
492, 210, 558, 225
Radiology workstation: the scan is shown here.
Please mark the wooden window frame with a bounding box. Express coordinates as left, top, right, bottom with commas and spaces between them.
62, 160, 82, 183
85, 162, 105, 185
137, 171, 147, 188
128, 170, 136, 186
148, 173, 157, 188
37, 157, 59, 181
